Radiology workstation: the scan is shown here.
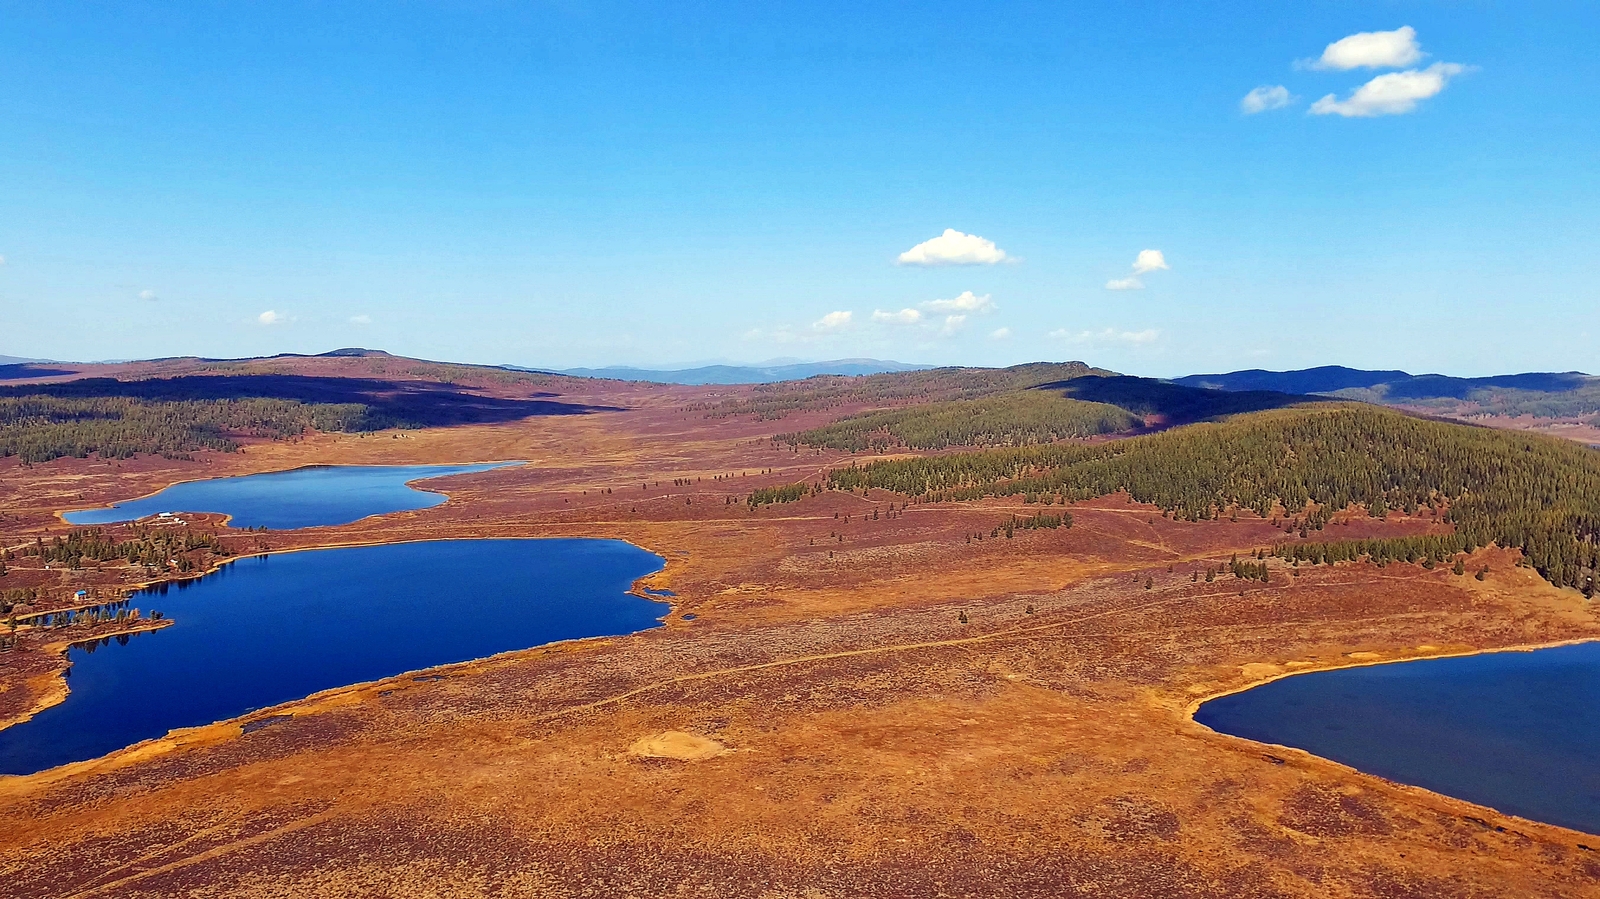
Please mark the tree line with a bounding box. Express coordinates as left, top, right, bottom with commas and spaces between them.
24, 527, 230, 570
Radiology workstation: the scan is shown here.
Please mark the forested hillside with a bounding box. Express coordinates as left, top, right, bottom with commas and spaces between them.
781, 391, 1141, 451
1178, 365, 1600, 425
0, 370, 609, 463
708, 361, 1109, 421
0, 396, 383, 463
828, 405, 1600, 592
777, 373, 1313, 453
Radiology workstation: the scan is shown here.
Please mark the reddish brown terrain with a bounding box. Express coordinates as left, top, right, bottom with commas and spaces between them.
2, 356, 1598, 898
1416, 410, 1600, 449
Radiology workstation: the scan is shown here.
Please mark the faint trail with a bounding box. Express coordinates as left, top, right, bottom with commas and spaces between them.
43, 561, 1378, 893
535, 583, 1216, 722
61, 811, 336, 899
71, 817, 265, 890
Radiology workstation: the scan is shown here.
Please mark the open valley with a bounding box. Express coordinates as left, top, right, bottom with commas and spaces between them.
2, 358, 1598, 898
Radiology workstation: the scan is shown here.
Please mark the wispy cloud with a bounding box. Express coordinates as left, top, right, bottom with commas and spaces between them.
897, 229, 1010, 266
989, 327, 1011, 340
1304, 26, 1423, 71
812, 310, 853, 332
350, 314, 373, 325
138, 289, 159, 302
868, 291, 999, 339
1105, 249, 1169, 290
257, 310, 290, 326
1049, 327, 1160, 345
871, 308, 923, 325
923, 290, 996, 314
1310, 62, 1468, 117
1241, 85, 1293, 114
939, 314, 967, 337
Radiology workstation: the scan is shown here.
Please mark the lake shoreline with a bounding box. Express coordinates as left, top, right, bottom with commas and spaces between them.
1185, 635, 1600, 838
0, 534, 676, 784
57, 460, 525, 527
1183, 634, 1600, 720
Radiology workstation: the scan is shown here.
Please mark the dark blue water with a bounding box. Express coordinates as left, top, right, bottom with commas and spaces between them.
1196, 642, 1600, 835
0, 539, 667, 775
63, 463, 517, 529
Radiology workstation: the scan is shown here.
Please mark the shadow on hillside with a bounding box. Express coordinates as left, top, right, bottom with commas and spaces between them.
0, 364, 80, 381
1034, 375, 1319, 426
0, 374, 621, 427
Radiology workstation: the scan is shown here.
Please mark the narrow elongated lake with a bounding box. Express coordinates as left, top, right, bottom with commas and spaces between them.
64, 463, 516, 529
0, 539, 667, 776
1195, 642, 1600, 835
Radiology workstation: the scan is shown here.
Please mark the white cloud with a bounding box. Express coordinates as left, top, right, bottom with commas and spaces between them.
1240, 85, 1293, 114
871, 308, 923, 325
989, 327, 1011, 340
1049, 327, 1160, 345
258, 310, 289, 326
0, 255, 7, 266
896, 229, 1010, 266
350, 314, 373, 325
868, 291, 999, 336
923, 290, 996, 314
1310, 62, 1467, 117
138, 289, 158, 301
1308, 26, 1423, 71
812, 310, 852, 332
1132, 249, 1169, 274
1105, 249, 1169, 290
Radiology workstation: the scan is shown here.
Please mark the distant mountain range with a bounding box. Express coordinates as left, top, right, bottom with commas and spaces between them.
1173, 365, 1595, 401
550, 358, 927, 385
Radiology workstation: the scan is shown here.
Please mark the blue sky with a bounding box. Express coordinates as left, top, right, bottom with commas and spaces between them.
2, 1, 1596, 377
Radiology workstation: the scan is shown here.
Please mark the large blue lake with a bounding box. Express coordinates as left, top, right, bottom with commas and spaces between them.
0, 539, 668, 776
64, 463, 517, 529
1195, 642, 1600, 835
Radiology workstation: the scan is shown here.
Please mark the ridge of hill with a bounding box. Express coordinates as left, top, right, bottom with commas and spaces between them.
1174, 365, 1594, 400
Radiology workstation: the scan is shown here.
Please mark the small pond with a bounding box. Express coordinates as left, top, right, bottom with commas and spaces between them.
64, 463, 517, 529
1195, 642, 1600, 835
0, 538, 667, 776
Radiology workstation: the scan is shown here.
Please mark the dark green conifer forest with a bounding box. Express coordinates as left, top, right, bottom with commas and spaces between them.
782, 391, 1140, 452
0, 396, 388, 463
824, 405, 1600, 591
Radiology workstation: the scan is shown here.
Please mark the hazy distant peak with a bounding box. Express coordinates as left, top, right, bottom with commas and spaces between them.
558, 358, 927, 385
1174, 366, 1413, 394
1173, 365, 1595, 400
318, 348, 394, 358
